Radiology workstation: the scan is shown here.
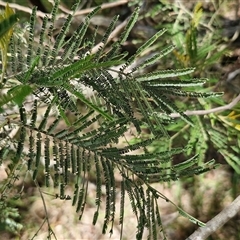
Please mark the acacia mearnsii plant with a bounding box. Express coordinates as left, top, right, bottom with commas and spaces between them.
0, 1, 222, 239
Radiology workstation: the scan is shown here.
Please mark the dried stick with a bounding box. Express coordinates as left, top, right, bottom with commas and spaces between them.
186, 195, 240, 240
0, 1, 48, 18
170, 93, 240, 118
49, 0, 129, 15
0, 0, 129, 18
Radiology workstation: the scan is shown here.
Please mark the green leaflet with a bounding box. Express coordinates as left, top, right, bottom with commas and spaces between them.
174, 154, 198, 171
0, 84, 32, 109
23, 56, 40, 84
136, 68, 195, 82
178, 209, 205, 227
132, 45, 176, 72
28, 57, 123, 87
64, 83, 113, 121
7, 85, 33, 106
0, 13, 18, 38
144, 78, 206, 87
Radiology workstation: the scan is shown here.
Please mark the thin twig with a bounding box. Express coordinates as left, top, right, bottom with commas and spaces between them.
30, 218, 47, 240
34, 180, 58, 240
91, 18, 129, 54
169, 94, 240, 118
0, 1, 48, 18
49, 0, 129, 15
0, 0, 129, 18
186, 195, 240, 240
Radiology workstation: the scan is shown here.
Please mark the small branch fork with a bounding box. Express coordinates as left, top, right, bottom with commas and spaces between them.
30, 180, 57, 240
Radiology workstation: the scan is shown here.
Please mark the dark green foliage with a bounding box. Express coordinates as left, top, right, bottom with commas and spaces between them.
0, 1, 224, 239
0, 13, 18, 39
0, 200, 22, 234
